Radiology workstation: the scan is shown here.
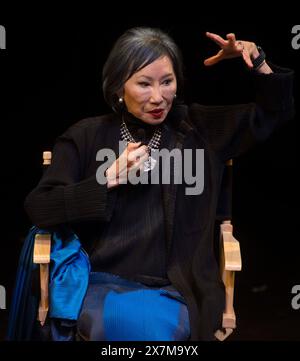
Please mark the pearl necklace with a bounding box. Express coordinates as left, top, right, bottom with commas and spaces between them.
120, 119, 162, 172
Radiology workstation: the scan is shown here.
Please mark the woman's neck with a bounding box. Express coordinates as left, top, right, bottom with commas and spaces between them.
122, 111, 158, 143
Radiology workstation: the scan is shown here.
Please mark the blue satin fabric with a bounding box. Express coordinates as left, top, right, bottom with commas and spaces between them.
7, 226, 90, 340
49, 231, 90, 320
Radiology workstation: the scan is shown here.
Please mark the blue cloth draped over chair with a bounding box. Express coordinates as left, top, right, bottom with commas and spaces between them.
49, 231, 90, 320
7, 226, 90, 340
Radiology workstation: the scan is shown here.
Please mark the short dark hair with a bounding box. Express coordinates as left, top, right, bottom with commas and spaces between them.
102, 27, 184, 112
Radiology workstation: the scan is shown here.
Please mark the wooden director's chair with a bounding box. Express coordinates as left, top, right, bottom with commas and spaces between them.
33, 152, 242, 341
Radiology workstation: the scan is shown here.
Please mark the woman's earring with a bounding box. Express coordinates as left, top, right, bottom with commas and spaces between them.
174, 94, 177, 99
119, 97, 123, 103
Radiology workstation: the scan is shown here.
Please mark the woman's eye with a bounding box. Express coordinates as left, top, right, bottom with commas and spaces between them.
138, 82, 150, 87
163, 79, 173, 85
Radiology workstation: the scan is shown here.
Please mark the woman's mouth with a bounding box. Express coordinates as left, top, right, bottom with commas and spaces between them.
148, 109, 164, 119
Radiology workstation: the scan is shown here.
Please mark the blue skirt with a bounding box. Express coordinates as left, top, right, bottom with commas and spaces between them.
76, 272, 190, 341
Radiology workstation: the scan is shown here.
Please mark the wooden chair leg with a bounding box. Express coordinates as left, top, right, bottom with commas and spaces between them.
38, 263, 49, 325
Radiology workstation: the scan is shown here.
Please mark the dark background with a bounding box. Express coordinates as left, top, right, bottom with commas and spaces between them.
0, 11, 299, 343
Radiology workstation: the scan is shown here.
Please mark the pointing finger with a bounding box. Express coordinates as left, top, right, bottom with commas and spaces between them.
206, 32, 227, 47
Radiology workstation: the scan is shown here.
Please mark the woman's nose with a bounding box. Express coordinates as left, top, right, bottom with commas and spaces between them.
149, 87, 163, 103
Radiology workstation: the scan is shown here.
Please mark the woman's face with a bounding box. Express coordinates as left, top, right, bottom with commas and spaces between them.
123, 56, 177, 125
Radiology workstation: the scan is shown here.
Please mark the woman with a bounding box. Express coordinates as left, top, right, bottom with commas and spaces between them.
24, 27, 294, 341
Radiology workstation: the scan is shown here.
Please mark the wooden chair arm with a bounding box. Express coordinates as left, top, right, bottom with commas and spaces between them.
221, 223, 242, 272
33, 233, 51, 326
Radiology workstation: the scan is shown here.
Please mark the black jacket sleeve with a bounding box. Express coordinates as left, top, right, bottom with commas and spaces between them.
24, 124, 115, 229
189, 64, 295, 161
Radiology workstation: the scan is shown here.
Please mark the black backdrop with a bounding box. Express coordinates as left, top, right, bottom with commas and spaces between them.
0, 12, 299, 343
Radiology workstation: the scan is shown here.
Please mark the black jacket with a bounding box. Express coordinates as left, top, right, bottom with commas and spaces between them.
25, 66, 294, 340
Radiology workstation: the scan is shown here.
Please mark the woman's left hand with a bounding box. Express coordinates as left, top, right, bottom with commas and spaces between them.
204, 32, 259, 69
